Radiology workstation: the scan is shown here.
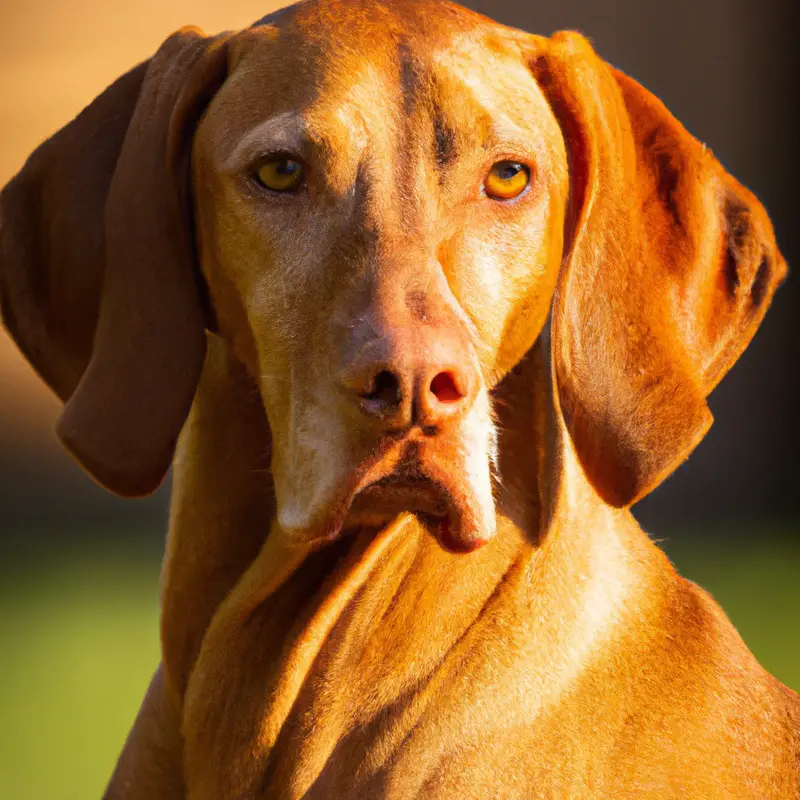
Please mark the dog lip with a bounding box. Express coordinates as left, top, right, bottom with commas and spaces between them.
350, 473, 450, 518
302, 444, 493, 555
345, 470, 490, 554
421, 514, 489, 555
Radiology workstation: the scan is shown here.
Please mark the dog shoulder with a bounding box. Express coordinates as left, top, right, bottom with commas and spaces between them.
661, 575, 800, 795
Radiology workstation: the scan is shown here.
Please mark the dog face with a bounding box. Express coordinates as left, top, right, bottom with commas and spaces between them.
191, 3, 567, 550
0, 0, 786, 552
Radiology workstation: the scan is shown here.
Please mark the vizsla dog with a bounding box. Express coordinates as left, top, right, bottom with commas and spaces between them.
1, 0, 797, 797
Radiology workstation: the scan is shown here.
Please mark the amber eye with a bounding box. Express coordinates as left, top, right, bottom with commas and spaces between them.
484, 160, 530, 200
255, 157, 305, 192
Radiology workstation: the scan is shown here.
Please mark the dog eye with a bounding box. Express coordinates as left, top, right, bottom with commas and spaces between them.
255, 157, 305, 192
484, 161, 530, 200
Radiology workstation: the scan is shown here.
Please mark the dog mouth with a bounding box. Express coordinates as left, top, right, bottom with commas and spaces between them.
342, 467, 490, 554
276, 396, 498, 554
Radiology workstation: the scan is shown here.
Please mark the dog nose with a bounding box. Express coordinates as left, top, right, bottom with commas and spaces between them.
342, 355, 476, 430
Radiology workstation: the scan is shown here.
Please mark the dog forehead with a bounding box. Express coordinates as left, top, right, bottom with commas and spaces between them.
252, 0, 512, 39
241, 0, 528, 85
214, 5, 538, 154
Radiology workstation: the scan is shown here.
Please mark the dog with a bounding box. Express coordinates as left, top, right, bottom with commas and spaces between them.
1, 1, 797, 797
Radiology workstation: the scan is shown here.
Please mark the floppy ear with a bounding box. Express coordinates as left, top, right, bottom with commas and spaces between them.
0, 28, 230, 497
529, 32, 787, 508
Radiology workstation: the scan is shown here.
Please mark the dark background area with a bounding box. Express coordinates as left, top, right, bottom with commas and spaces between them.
0, 1, 797, 796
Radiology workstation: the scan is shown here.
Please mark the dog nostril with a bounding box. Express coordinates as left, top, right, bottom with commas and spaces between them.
429, 371, 463, 404
362, 369, 403, 409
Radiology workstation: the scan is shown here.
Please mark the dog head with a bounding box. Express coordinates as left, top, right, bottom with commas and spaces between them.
0, 0, 786, 553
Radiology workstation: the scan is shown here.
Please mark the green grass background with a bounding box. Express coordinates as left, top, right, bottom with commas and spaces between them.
1, 524, 797, 799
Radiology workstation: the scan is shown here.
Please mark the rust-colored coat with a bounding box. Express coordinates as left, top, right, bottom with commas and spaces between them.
1, 1, 797, 797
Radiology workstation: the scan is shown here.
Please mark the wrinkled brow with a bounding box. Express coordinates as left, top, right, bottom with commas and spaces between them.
433, 111, 458, 170
222, 112, 311, 172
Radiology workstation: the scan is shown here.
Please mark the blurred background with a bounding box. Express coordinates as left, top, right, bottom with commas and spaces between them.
0, 0, 797, 796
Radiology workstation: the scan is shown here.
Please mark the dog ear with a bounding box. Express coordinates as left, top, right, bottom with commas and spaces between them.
0, 28, 230, 497
529, 32, 787, 508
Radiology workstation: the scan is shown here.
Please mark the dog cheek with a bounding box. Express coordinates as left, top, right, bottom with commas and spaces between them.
273, 402, 354, 539
442, 209, 555, 385
489, 215, 560, 383
463, 391, 499, 531
438, 390, 499, 552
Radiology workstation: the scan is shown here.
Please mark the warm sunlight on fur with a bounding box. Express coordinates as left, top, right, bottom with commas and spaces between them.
0, 1, 796, 798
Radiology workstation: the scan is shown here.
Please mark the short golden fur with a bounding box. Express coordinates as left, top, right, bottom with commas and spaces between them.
1, 1, 797, 797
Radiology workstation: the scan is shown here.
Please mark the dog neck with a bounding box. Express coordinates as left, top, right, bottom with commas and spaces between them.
163, 336, 656, 795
